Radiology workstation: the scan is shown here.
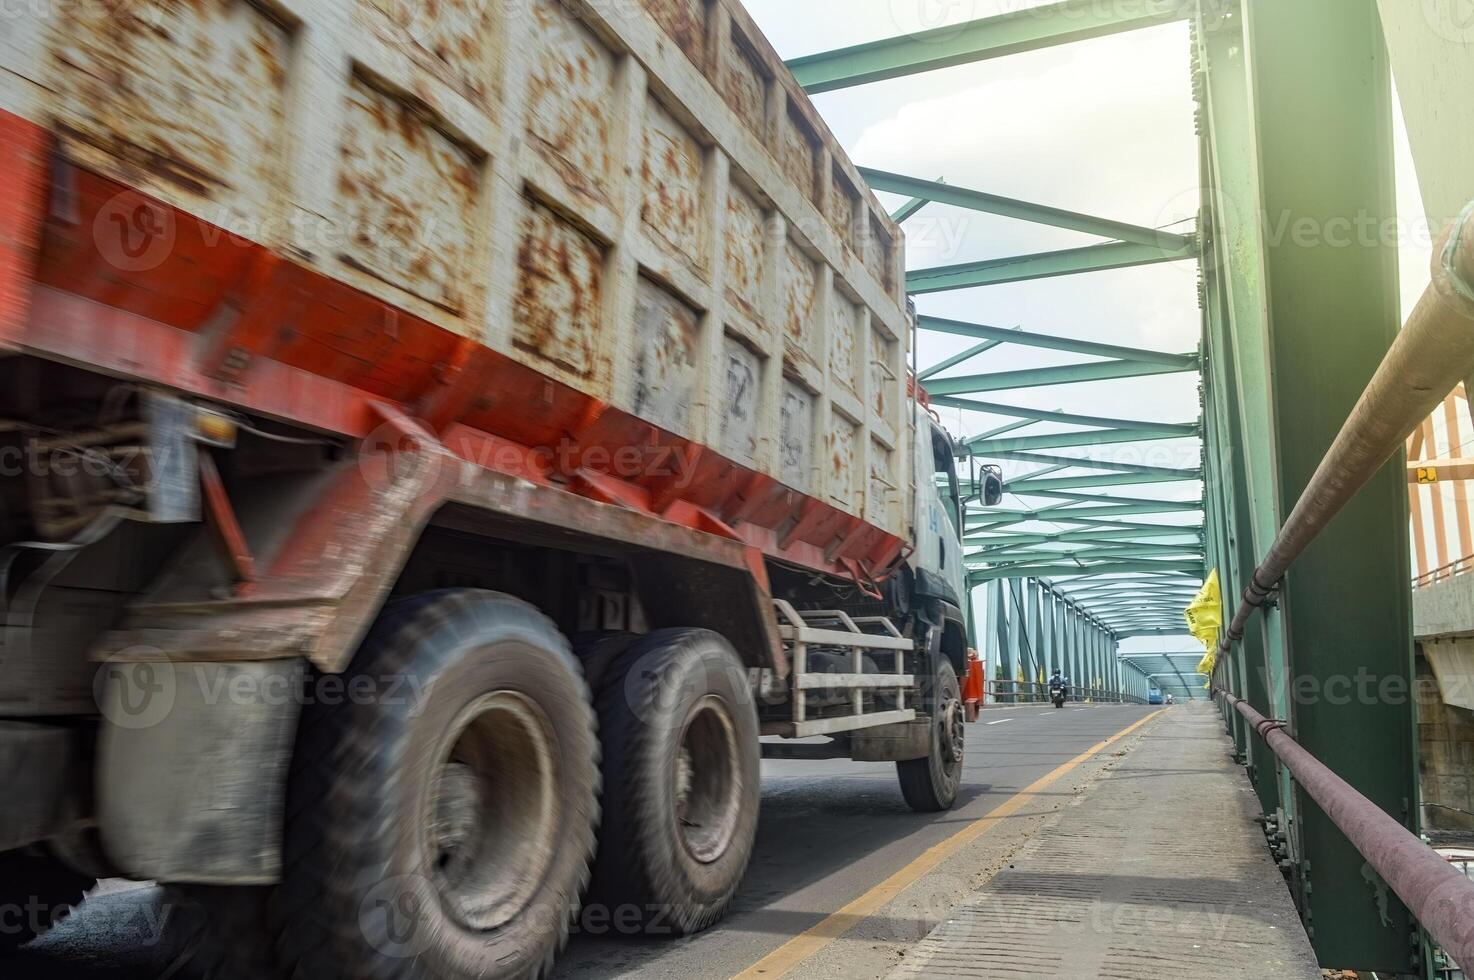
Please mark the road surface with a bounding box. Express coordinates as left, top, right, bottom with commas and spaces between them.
4, 704, 1158, 980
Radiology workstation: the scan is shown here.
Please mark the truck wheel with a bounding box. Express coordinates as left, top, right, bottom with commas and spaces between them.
897, 661, 964, 812
274, 590, 599, 980
0, 847, 93, 951
593, 629, 759, 936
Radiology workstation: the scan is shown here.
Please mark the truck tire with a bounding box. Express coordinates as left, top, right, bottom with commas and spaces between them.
592, 629, 759, 936
897, 661, 964, 812
273, 590, 599, 980
0, 847, 92, 951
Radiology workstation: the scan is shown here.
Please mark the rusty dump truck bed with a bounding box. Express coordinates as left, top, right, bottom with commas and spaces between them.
0, 0, 913, 582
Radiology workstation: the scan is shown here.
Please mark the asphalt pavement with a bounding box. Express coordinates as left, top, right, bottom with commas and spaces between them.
4, 703, 1159, 980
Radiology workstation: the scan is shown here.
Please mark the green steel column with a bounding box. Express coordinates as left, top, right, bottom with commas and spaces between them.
1195, 0, 1295, 824
1237, 0, 1419, 969
1040, 587, 1055, 677
1026, 579, 1044, 681
990, 580, 1012, 687
1085, 616, 1095, 692
1068, 607, 1082, 691
1053, 593, 1066, 679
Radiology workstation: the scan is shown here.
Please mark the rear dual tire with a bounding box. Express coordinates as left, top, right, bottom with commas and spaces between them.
169, 589, 601, 980
586, 629, 760, 936
171, 604, 758, 979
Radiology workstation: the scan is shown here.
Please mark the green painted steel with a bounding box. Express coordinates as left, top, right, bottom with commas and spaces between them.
917, 338, 1010, 381
860, 168, 1193, 251
968, 559, 1203, 581
784, 0, 1188, 93
1018, 489, 1204, 508
1195, 0, 1420, 969
967, 525, 1204, 545
890, 193, 931, 224
907, 240, 1198, 293
923, 358, 1192, 395
919, 317, 1200, 367
1005, 471, 1202, 492
936, 399, 1200, 436
968, 502, 1202, 521
978, 450, 1200, 479
968, 427, 1199, 454
971, 417, 1041, 443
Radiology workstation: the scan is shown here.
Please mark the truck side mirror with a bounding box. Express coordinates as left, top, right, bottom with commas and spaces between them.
974, 464, 1004, 507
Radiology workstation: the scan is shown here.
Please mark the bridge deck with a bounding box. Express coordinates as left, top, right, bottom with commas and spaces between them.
889, 704, 1320, 979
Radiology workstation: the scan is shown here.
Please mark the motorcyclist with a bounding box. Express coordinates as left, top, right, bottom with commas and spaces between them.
1049, 668, 1069, 702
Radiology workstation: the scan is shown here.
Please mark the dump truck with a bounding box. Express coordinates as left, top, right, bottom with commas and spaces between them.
0, 0, 973, 975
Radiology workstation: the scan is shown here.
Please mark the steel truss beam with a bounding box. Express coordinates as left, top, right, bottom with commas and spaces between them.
784, 0, 1188, 93
907, 239, 1197, 294
1006, 471, 1202, 492
860, 169, 1193, 252
920, 316, 1198, 367
967, 525, 1204, 546
1017, 489, 1203, 508
936, 399, 1199, 437
967, 503, 1201, 523
979, 449, 1200, 479
918, 337, 1013, 381
967, 559, 1203, 581
925, 359, 1190, 394
968, 427, 1198, 454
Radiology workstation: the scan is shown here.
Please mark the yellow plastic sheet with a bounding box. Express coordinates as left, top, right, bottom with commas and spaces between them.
1185, 569, 1223, 684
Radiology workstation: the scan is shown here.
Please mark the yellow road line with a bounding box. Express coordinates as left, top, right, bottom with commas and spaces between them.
732, 709, 1164, 979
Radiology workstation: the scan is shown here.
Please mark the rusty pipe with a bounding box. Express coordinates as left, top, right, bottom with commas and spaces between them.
1220, 690, 1474, 967
1221, 202, 1474, 651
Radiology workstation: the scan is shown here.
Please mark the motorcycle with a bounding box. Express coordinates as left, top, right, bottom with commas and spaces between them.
1050, 685, 1066, 709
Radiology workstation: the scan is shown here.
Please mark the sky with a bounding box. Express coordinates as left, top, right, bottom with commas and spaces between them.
739, 2, 1435, 662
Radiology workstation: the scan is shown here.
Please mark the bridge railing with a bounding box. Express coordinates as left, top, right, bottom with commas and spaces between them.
1413, 553, 1474, 589
1213, 202, 1474, 970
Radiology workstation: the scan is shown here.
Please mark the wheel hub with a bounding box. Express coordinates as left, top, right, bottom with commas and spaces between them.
939, 699, 965, 765
675, 695, 742, 864
428, 691, 558, 932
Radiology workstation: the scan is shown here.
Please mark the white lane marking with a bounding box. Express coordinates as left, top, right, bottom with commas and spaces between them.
987, 718, 1014, 725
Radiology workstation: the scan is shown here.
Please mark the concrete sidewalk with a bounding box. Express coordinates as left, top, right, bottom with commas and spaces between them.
889, 703, 1320, 979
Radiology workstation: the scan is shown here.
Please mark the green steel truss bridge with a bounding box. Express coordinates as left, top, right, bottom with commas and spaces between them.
787, 0, 1474, 973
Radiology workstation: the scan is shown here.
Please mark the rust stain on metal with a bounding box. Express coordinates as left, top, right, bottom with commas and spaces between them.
779, 379, 813, 491
868, 440, 893, 524
364, 0, 500, 108
829, 166, 857, 241
828, 413, 857, 509
829, 287, 858, 394
514, 198, 603, 379
527, 0, 615, 203
640, 98, 704, 266
631, 279, 699, 432
641, 0, 707, 69
49, 0, 288, 215
338, 75, 480, 316
863, 214, 895, 295
721, 25, 768, 141
724, 183, 765, 324
780, 240, 817, 358
720, 336, 761, 464
870, 329, 895, 421
778, 106, 818, 205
